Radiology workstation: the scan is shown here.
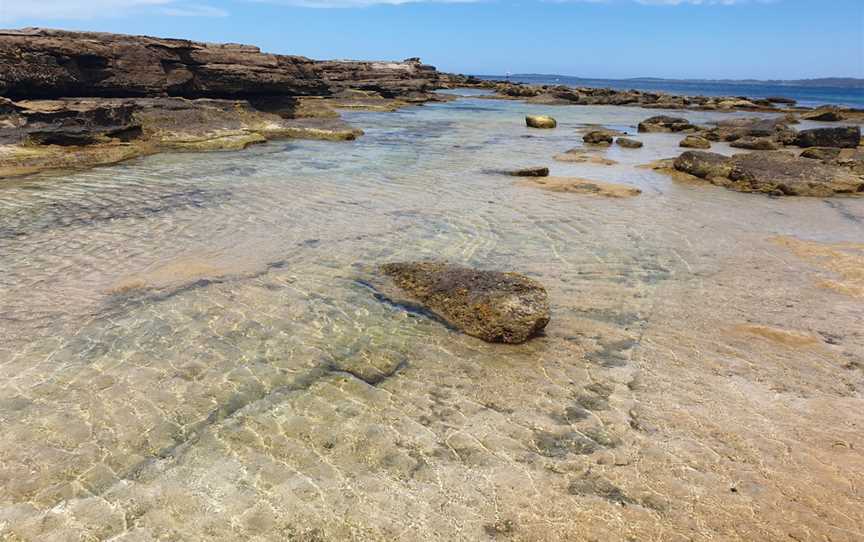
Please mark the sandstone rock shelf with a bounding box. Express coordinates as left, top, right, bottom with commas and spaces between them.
0, 28, 469, 178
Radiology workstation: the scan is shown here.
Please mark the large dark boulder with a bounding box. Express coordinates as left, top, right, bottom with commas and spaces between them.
795, 126, 861, 149
583, 130, 614, 145
0, 28, 328, 99
380, 262, 550, 344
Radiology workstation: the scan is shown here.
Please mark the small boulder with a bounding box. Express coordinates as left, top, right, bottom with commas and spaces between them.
638, 115, 695, 133
673, 151, 733, 179
802, 107, 844, 122
583, 130, 614, 146
510, 166, 549, 177
526, 115, 557, 129
730, 137, 781, 150
768, 96, 797, 105
380, 262, 550, 344
795, 126, 861, 148
800, 147, 842, 161
680, 135, 711, 149
616, 137, 643, 149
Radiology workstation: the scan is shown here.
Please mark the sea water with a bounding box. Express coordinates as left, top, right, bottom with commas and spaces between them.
1, 95, 862, 540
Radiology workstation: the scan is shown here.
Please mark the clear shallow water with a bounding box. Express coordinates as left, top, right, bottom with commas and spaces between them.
478, 74, 864, 108
1, 97, 863, 541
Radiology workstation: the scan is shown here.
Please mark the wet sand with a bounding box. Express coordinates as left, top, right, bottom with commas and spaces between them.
0, 95, 862, 541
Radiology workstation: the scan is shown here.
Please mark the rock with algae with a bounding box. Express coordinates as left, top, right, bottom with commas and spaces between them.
525, 115, 557, 129
679, 135, 711, 149
380, 262, 550, 344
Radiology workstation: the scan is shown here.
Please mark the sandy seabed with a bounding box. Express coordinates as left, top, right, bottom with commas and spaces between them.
0, 95, 862, 541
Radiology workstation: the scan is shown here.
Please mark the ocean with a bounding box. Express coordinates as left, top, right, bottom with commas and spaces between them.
478, 74, 864, 109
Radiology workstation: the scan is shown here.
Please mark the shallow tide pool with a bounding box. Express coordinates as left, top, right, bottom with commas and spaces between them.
1, 96, 863, 541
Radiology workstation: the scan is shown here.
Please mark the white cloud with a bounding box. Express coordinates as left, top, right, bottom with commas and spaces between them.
159, 3, 229, 15
0, 0, 227, 21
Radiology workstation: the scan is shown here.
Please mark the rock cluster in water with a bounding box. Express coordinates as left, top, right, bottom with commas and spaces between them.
627, 114, 864, 197
381, 262, 550, 344
638, 115, 697, 133
471, 80, 859, 118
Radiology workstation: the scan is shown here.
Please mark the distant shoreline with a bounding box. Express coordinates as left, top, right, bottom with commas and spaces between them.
478, 74, 864, 90
474, 74, 864, 109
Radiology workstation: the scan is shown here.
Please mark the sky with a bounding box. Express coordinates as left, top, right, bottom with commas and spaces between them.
1, 0, 862, 80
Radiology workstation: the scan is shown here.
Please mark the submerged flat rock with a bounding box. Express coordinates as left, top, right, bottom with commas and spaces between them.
380, 262, 550, 344
519, 176, 641, 197
553, 148, 618, 165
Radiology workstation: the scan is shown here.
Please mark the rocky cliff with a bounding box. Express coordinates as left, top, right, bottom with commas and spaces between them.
0, 28, 461, 101
0, 28, 330, 99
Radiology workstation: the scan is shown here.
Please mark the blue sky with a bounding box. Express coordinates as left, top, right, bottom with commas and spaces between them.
2, 0, 862, 79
